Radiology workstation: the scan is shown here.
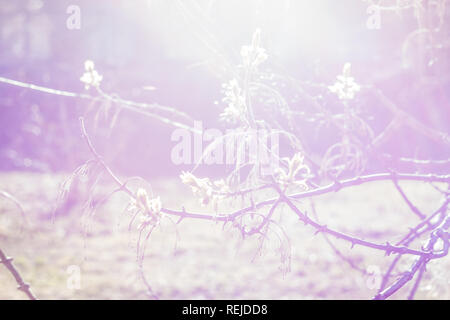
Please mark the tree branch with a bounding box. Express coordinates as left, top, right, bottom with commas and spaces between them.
0, 248, 37, 300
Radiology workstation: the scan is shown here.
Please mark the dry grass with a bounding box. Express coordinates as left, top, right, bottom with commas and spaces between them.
0, 171, 448, 299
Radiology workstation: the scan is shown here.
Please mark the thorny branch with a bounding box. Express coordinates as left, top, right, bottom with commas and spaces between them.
78, 118, 450, 228
0, 248, 37, 300
274, 185, 447, 259
77, 116, 450, 299
374, 216, 450, 300
377, 199, 449, 293
2, 3, 449, 298
309, 199, 369, 275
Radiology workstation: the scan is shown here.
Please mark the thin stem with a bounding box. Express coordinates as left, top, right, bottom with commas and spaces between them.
275, 186, 443, 258
0, 248, 37, 300
407, 263, 426, 300
374, 216, 450, 300
392, 179, 426, 219
0, 76, 199, 134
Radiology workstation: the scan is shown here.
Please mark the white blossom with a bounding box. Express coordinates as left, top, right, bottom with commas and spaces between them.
328, 63, 360, 100
220, 79, 246, 124
275, 152, 310, 189
133, 188, 162, 218
241, 29, 268, 69
80, 60, 103, 90
180, 172, 230, 206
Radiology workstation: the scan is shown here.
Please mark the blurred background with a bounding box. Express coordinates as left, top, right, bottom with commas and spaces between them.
0, 0, 449, 301
0, 0, 448, 178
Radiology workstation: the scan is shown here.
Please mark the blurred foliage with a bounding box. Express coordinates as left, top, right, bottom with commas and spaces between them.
0, 0, 449, 176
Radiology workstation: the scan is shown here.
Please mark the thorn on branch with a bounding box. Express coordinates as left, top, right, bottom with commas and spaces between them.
314, 225, 328, 236
0, 248, 37, 300
0, 256, 13, 264
384, 242, 394, 256
176, 216, 184, 225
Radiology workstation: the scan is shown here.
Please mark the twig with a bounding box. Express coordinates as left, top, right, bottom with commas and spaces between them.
0, 248, 37, 300
274, 185, 443, 258
374, 216, 450, 299
227, 173, 450, 221
407, 263, 426, 300
77, 122, 450, 226
382, 154, 450, 166
377, 200, 448, 293
0, 190, 29, 227
309, 199, 368, 275
368, 86, 450, 147
396, 200, 448, 246
78, 115, 450, 299
392, 178, 426, 219
0, 76, 200, 134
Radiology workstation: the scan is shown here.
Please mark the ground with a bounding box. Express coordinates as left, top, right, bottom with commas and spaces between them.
0, 171, 448, 300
